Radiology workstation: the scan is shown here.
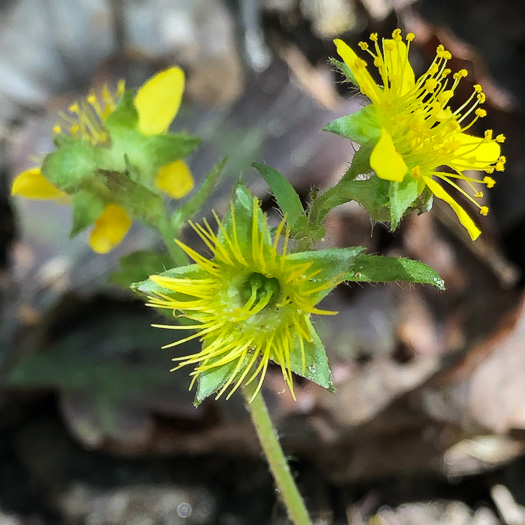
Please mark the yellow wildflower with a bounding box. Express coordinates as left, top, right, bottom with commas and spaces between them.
335, 29, 505, 240
145, 194, 345, 402
11, 67, 193, 253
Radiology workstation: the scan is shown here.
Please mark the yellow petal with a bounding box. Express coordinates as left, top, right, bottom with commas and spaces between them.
88, 204, 132, 254
424, 176, 481, 240
334, 39, 382, 104
134, 67, 185, 135
155, 160, 194, 199
11, 167, 67, 200
383, 39, 415, 96
451, 133, 501, 170
370, 128, 407, 182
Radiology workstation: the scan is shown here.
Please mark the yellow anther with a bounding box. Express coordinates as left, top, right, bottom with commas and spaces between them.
53, 125, 62, 134
499, 156, 506, 163
454, 69, 468, 80
442, 68, 451, 77
370, 33, 378, 42
477, 93, 486, 103
485, 167, 495, 174
496, 134, 506, 143
425, 78, 438, 92
87, 94, 97, 105
475, 108, 487, 118
474, 191, 484, 198
496, 162, 505, 171
392, 29, 402, 42
483, 176, 496, 188
411, 166, 422, 179
358, 41, 368, 50
354, 58, 368, 69
374, 57, 383, 67
70, 124, 79, 134
384, 40, 396, 51
480, 206, 489, 216
69, 103, 79, 113
474, 84, 483, 93
406, 33, 415, 42
484, 129, 493, 142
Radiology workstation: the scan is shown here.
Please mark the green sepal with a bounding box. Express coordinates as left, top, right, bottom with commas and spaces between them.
104, 90, 139, 130
110, 250, 174, 289
338, 176, 391, 222
98, 170, 164, 225
286, 246, 365, 302
289, 329, 334, 391
219, 182, 271, 250
330, 57, 358, 87
70, 189, 106, 237
323, 105, 381, 145
389, 176, 425, 229
42, 142, 101, 192
133, 263, 206, 297
251, 162, 308, 231
345, 254, 445, 290
171, 158, 227, 233
194, 354, 252, 407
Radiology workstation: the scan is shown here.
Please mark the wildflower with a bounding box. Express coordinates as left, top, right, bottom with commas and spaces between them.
11, 67, 195, 253
142, 185, 360, 402
332, 29, 505, 240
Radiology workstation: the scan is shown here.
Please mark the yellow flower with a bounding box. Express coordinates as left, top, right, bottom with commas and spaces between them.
146, 196, 342, 402
335, 29, 505, 240
11, 67, 193, 253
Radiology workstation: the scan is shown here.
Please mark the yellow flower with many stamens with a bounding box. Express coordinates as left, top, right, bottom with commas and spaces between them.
143, 190, 352, 402
334, 29, 505, 240
11, 67, 194, 253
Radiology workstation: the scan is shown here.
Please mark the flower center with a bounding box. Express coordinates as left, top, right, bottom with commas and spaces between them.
241, 272, 281, 309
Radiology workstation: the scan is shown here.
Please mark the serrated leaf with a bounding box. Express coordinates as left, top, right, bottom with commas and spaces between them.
345, 254, 445, 290
389, 176, 424, 229
251, 162, 307, 230
323, 105, 381, 144
110, 250, 174, 288
70, 189, 106, 236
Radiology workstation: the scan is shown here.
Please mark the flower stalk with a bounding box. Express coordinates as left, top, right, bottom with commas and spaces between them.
242, 382, 313, 525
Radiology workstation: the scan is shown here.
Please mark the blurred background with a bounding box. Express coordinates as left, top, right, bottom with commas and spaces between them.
1, 0, 525, 523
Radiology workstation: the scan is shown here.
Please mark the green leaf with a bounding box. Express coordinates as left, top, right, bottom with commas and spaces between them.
330, 57, 358, 87
42, 142, 100, 191
323, 105, 381, 145
70, 189, 106, 236
251, 162, 307, 230
345, 254, 445, 290
289, 329, 334, 391
389, 176, 424, 229
110, 250, 174, 288
105, 90, 139, 130
171, 158, 227, 232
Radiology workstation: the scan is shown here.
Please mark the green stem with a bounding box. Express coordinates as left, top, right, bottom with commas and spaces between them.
242, 383, 313, 525
157, 214, 189, 267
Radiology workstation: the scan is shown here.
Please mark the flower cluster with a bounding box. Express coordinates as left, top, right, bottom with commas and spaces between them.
333, 29, 505, 240
12, 67, 196, 253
